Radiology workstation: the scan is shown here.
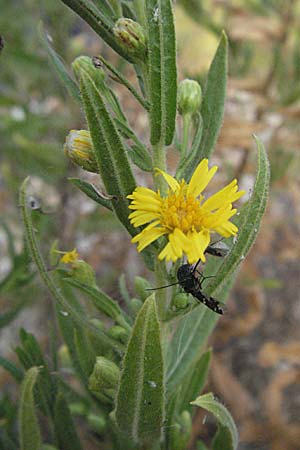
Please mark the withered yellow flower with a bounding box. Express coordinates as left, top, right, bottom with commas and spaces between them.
59, 248, 79, 264
127, 159, 245, 264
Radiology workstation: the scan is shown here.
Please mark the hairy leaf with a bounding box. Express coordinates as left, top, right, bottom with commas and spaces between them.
146, 0, 177, 145
38, 22, 80, 102
19, 367, 41, 450
115, 295, 164, 444
198, 32, 228, 160
191, 392, 238, 450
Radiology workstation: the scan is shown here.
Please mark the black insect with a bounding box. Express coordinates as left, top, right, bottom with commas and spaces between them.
177, 262, 224, 315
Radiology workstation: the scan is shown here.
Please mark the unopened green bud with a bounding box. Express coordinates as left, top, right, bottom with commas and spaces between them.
89, 356, 120, 400
173, 293, 189, 310
87, 413, 106, 434
72, 55, 105, 83
130, 297, 143, 316
113, 18, 147, 61
89, 318, 105, 331
64, 129, 98, 173
68, 259, 97, 288
58, 344, 72, 368
108, 325, 129, 344
178, 79, 202, 116
134, 276, 152, 301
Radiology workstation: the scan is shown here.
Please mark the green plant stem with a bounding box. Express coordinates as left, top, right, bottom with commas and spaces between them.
152, 139, 166, 191
151, 138, 167, 320
133, 0, 147, 28
179, 113, 191, 163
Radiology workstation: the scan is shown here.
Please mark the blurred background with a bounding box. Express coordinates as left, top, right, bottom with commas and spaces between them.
0, 1, 299, 449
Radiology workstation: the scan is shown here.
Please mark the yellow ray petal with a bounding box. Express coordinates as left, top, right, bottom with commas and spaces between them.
155, 168, 179, 192
187, 159, 218, 197
132, 225, 166, 252
129, 212, 161, 227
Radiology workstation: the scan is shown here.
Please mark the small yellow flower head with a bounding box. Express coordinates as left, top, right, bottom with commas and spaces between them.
59, 248, 79, 264
64, 129, 98, 173
127, 159, 245, 264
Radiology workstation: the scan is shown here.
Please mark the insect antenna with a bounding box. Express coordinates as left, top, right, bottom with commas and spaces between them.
146, 280, 180, 291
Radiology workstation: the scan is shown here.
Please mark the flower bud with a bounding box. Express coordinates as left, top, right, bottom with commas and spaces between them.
58, 345, 72, 368
72, 55, 105, 84
172, 293, 189, 310
64, 129, 98, 173
113, 18, 147, 61
130, 298, 143, 316
134, 276, 152, 301
87, 413, 106, 434
108, 325, 129, 344
69, 260, 97, 288
89, 356, 120, 400
178, 79, 202, 116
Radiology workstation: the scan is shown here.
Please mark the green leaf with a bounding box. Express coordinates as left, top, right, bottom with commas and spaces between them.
64, 278, 131, 330
191, 392, 238, 450
127, 143, 153, 172
198, 32, 228, 160
115, 295, 164, 445
68, 177, 113, 210
79, 70, 136, 235
19, 367, 41, 450
74, 327, 96, 378
60, 0, 134, 62
176, 349, 212, 414
0, 356, 24, 382
54, 392, 82, 450
166, 137, 270, 392
146, 0, 177, 145
38, 22, 80, 102
16, 329, 55, 417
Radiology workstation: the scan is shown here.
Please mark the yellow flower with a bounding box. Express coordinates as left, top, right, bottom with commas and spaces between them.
127, 159, 245, 264
59, 248, 79, 264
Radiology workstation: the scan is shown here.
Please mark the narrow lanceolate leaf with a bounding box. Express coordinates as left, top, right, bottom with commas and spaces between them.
0, 356, 24, 382
38, 22, 80, 102
166, 137, 270, 392
176, 349, 212, 415
68, 178, 113, 211
79, 71, 136, 235
60, 0, 134, 62
191, 393, 238, 450
19, 367, 41, 450
146, 0, 177, 145
54, 392, 82, 450
198, 32, 228, 160
115, 295, 164, 445
64, 278, 131, 330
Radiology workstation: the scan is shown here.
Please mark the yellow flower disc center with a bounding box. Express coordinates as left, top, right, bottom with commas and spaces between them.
160, 186, 204, 233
